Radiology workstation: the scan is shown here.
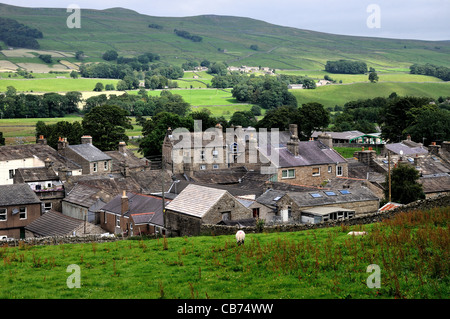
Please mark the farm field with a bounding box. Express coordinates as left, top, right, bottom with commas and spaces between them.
0, 78, 120, 93
0, 206, 447, 299
277, 69, 444, 84
290, 82, 450, 110
0, 115, 143, 145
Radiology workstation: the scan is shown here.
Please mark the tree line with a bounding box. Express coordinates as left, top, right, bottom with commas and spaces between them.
0, 88, 81, 118
173, 29, 203, 42
325, 60, 368, 74
0, 17, 43, 49
409, 63, 450, 81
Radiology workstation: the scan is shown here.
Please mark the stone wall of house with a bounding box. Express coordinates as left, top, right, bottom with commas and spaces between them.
199, 194, 450, 236
165, 210, 201, 237
277, 163, 348, 187
202, 192, 252, 225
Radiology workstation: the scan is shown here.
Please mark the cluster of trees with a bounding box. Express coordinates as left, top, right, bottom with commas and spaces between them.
148, 23, 163, 30
231, 75, 298, 109
173, 29, 202, 42
83, 90, 190, 117
35, 104, 132, 152
410, 63, 450, 81
330, 93, 450, 145
0, 88, 81, 118
325, 60, 368, 74
79, 59, 183, 91
0, 17, 42, 49
38, 54, 52, 64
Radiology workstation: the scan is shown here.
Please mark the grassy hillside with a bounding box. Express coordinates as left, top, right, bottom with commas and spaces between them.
0, 3, 449, 70
291, 82, 450, 109
0, 206, 448, 299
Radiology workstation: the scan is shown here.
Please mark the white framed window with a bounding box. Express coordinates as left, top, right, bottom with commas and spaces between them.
0, 208, 6, 221
44, 202, 52, 211
116, 215, 120, 228
200, 164, 206, 170
9, 169, 14, 179
312, 167, 320, 176
104, 211, 107, 224
328, 166, 332, 173
200, 150, 205, 161
104, 161, 108, 170
337, 166, 343, 176
93, 162, 98, 172
19, 207, 27, 220
213, 164, 219, 169
212, 149, 219, 159
282, 169, 295, 179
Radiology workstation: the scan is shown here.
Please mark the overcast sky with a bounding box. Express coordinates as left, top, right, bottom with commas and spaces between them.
2, 0, 449, 40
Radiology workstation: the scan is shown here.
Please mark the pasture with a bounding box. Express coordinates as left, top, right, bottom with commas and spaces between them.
0, 206, 447, 299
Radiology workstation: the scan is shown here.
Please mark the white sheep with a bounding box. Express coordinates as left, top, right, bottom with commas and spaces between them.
347, 231, 367, 236
236, 230, 245, 245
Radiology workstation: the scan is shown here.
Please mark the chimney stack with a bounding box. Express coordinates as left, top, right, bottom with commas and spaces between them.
121, 190, 128, 216
57, 137, 68, 156
318, 132, 333, 148
37, 135, 47, 145
287, 124, 299, 156
428, 142, 440, 155
81, 135, 93, 144
44, 157, 52, 169
118, 141, 126, 153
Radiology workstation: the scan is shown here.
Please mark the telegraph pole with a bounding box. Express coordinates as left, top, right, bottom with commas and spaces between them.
161, 154, 166, 234
388, 151, 392, 203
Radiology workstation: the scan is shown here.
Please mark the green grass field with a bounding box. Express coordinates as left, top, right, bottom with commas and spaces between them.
0, 78, 120, 93
291, 82, 450, 109
0, 206, 447, 299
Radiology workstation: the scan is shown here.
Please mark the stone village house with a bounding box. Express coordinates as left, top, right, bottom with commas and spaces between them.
165, 184, 252, 236
98, 191, 170, 237
0, 184, 42, 239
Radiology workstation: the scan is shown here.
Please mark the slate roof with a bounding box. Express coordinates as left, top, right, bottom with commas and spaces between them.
259, 140, 346, 168
101, 192, 170, 227
105, 149, 149, 172
15, 167, 59, 182
0, 144, 81, 170
25, 210, 83, 237
0, 184, 41, 206
255, 189, 288, 207
285, 187, 379, 208
68, 144, 112, 162
165, 184, 228, 218
312, 130, 365, 141
385, 142, 428, 156
63, 183, 113, 208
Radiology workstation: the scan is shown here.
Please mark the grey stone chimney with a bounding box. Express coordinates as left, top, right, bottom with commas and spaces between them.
37, 135, 47, 145
57, 137, 68, 156
318, 132, 333, 148
118, 141, 126, 153
428, 142, 440, 155
287, 124, 299, 156
121, 190, 128, 216
81, 135, 93, 144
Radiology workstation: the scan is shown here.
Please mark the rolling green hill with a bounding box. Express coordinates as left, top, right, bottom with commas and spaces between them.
0, 3, 449, 70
